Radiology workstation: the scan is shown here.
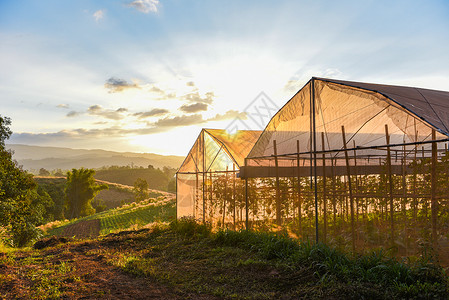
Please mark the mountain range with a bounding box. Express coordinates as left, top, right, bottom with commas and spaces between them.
6, 144, 185, 172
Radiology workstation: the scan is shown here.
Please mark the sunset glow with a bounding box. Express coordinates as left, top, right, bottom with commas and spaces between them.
1, 1, 449, 156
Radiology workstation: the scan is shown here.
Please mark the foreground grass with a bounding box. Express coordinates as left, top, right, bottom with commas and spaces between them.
106, 220, 448, 299
1, 219, 447, 299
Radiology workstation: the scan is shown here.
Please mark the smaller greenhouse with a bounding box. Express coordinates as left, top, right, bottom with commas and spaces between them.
176, 128, 261, 228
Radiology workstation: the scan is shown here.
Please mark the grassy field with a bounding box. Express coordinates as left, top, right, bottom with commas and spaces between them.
46, 197, 176, 237
1, 219, 447, 299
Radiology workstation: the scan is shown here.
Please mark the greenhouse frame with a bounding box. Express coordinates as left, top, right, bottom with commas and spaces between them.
177, 78, 449, 264
176, 128, 261, 228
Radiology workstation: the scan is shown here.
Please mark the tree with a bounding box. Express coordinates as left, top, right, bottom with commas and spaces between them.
39, 168, 50, 176
133, 178, 149, 202
65, 168, 107, 219
0, 115, 49, 246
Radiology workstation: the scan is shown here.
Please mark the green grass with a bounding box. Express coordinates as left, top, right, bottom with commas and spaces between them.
46, 198, 175, 237
106, 219, 448, 299
2, 219, 447, 299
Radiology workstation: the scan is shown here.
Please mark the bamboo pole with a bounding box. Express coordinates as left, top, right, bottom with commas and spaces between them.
385, 124, 395, 246
233, 164, 236, 230
202, 131, 206, 223
353, 140, 359, 224
342, 126, 356, 253
321, 132, 327, 243
222, 166, 228, 228
195, 172, 198, 218
402, 143, 408, 254
210, 171, 213, 223
245, 178, 249, 230
273, 140, 282, 226
431, 129, 438, 248
296, 140, 302, 235
331, 156, 337, 230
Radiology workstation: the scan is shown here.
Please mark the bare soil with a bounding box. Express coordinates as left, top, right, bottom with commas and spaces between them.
0, 231, 217, 299
63, 219, 101, 239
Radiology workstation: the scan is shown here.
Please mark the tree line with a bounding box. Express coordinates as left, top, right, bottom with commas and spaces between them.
0, 115, 107, 246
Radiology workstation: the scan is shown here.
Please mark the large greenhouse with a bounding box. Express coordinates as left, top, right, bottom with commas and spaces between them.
177, 78, 449, 263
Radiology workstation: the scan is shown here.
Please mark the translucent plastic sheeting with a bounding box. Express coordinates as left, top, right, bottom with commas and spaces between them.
177, 129, 261, 220
246, 78, 449, 169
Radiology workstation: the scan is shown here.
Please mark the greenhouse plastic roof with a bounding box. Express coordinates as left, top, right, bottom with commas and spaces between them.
318, 78, 449, 135
247, 77, 449, 160
177, 129, 262, 173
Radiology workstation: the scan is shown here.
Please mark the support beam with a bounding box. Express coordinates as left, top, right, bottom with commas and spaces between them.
385, 124, 395, 246
273, 140, 281, 225
342, 126, 355, 253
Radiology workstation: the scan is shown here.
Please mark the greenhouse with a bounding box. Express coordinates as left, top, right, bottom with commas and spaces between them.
176, 128, 261, 228
240, 77, 449, 263
176, 78, 449, 264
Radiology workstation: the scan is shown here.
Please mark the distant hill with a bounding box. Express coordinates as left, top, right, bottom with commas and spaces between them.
6, 144, 184, 172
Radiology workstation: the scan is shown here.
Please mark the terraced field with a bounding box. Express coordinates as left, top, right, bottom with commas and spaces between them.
47, 197, 175, 237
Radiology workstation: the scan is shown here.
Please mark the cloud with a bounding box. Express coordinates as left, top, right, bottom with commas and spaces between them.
133, 108, 169, 119
154, 114, 204, 127
87, 105, 128, 120
66, 111, 82, 118
127, 0, 159, 13
180, 103, 208, 113
104, 77, 140, 93
93, 10, 104, 22
209, 110, 248, 121
149, 85, 177, 99
57, 104, 69, 109
149, 86, 164, 94
182, 91, 215, 104
186, 81, 195, 87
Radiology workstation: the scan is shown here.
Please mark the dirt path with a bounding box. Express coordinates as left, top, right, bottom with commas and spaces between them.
0, 233, 216, 299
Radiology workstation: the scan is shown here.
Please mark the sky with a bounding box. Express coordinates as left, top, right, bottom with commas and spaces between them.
1, 0, 449, 156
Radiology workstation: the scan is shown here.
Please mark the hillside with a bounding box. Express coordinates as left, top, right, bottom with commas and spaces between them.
6, 144, 184, 172
94, 167, 175, 192
46, 196, 175, 238
1, 219, 447, 299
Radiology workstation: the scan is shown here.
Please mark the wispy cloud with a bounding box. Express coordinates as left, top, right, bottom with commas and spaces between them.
66, 111, 82, 118
133, 108, 169, 119
87, 105, 128, 120
148, 85, 177, 100
104, 77, 141, 93
154, 114, 204, 127
93, 10, 104, 22
182, 91, 215, 104
57, 104, 70, 109
209, 110, 247, 121
127, 0, 159, 13
180, 103, 208, 113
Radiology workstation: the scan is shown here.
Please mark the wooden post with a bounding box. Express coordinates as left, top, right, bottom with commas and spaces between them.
233, 164, 236, 230
342, 126, 356, 253
222, 166, 228, 228
431, 129, 438, 248
245, 178, 249, 230
413, 134, 418, 238
385, 124, 395, 246
195, 172, 198, 218
210, 172, 213, 223
321, 132, 327, 243
402, 143, 408, 254
273, 140, 282, 226
202, 131, 206, 223
331, 156, 337, 230
296, 140, 302, 235
353, 140, 359, 224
